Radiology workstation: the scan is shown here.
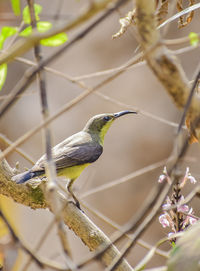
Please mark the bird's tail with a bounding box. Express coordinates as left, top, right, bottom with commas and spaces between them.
12, 170, 39, 184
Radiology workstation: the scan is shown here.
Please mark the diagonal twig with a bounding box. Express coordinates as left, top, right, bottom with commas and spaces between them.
27, 0, 73, 264
0, 0, 129, 119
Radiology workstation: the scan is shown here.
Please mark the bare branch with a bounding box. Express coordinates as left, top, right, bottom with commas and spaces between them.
0, 133, 34, 165
0, 0, 129, 119
136, 0, 200, 142
81, 157, 171, 198
27, 0, 73, 263
82, 200, 169, 259
0, 160, 132, 271
0, 208, 67, 271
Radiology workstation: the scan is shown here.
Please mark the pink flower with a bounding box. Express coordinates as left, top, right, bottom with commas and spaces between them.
159, 214, 170, 228
168, 232, 175, 238
162, 197, 171, 210
158, 174, 166, 183
189, 216, 197, 225
187, 208, 198, 225
162, 203, 171, 210
163, 166, 167, 175
188, 175, 197, 184
182, 208, 198, 227
177, 196, 189, 212
177, 204, 189, 213
180, 167, 197, 187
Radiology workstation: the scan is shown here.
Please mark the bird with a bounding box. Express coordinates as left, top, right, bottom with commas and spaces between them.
12, 110, 137, 208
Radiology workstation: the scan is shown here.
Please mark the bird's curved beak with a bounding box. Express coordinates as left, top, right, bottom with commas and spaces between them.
114, 110, 137, 118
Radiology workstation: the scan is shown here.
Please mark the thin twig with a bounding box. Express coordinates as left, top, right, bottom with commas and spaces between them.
22, 215, 57, 271
81, 157, 171, 198
0, 47, 142, 161
0, 40, 196, 132
176, 185, 200, 206
0, 209, 67, 270
104, 156, 188, 271
164, 33, 200, 46
4, 52, 184, 129
76, 11, 200, 269
0, 133, 34, 165
0, 210, 42, 268
28, 0, 73, 262
0, 167, 133, 271
177, 68, 200, 134
82, 200, 169, 259
53, 0, 65, 21
76, 182, 170, 270
0, 0, 129, 119
143, 267, 167, 271
158, 2, 200, 30
134, 233, 184, 271
72, 52, 143, 81
102, 0, 200, 268
8, 40, 199, 83
80, 141, 198, 268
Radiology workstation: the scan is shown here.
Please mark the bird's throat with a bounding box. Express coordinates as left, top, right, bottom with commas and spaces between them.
98, 120, 114, 145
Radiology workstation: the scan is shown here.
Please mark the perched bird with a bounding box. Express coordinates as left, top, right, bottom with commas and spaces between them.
12, 110, 137, 208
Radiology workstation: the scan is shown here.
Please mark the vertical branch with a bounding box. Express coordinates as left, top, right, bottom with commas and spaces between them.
135, 0, 200, 141
27, 0, 73, 262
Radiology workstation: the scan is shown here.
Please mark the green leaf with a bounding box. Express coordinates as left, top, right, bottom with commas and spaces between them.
189, 32, 199, 47
171, 241, 176, 248
169, 244, 180, 257
19, 26, 32, 37
36, 21, 52, 32
0, 64, 7, 91
37, 22, 68, 46
10, 0, 21, 16
19, 22, 68, 47
1, 26, 18, 38
40, 33, 68, 47
23, 4, 42, 24
19, 22, 52, 37
0, 26, 18, 49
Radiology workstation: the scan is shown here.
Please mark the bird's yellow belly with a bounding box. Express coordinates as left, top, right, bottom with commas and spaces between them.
57, 163, 90, 180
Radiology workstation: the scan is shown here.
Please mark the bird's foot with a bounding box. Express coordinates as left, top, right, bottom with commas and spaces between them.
67, 182, 84, 211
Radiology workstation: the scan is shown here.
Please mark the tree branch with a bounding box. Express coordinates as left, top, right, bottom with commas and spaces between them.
135, 0, 200, 142
0, 158, 132, 271
0, 0, 129, 119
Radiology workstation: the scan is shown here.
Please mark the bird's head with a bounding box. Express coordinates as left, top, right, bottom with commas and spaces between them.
83, 110, 137, 145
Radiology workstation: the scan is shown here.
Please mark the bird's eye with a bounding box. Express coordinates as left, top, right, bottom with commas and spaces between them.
104, 116, 111, 121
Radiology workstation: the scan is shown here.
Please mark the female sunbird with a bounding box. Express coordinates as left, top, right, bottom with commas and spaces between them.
12, 110, 137, 208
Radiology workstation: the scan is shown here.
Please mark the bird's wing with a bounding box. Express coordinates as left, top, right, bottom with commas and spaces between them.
54, 144, 103, 169
32, 144, 103, 171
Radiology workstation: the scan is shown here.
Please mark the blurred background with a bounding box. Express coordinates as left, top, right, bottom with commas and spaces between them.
1, 0, 200, 270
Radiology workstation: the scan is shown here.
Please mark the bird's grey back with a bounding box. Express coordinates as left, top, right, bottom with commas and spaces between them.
32, 131, 103, 172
